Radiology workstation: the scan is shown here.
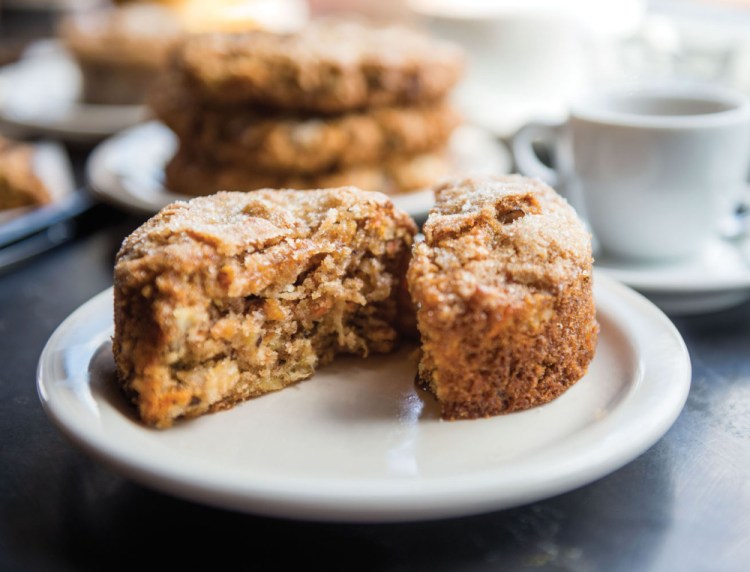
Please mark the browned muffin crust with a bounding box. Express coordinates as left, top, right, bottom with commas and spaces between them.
407, 175, 598, 420
0, 136, 51, 210
164, 144, 451, 197
151, 72, 460, 173
171, 19, 464, 112
113, 188, 417, 428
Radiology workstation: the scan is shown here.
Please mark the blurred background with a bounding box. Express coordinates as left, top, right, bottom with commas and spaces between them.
1, 0, 749, 138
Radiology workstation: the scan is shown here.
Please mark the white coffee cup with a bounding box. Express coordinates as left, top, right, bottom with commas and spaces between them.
513, 84, 750, 261
408, 0, 594, 136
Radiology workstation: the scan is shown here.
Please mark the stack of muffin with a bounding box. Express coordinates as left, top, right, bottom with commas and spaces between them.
150, 18, 465, 197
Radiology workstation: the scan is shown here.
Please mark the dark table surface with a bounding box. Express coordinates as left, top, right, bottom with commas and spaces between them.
1, 7, 749, 570
1, 144, 749, 572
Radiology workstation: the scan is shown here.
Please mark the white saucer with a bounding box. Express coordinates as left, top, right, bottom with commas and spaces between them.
0, 41, 147, 143
595, 237, 750, 315
37, 273, 690, 522
86, 121, 512, 219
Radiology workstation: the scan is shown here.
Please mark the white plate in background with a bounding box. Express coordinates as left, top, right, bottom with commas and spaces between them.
37, 273, 690, 522
0, 41, 147, 143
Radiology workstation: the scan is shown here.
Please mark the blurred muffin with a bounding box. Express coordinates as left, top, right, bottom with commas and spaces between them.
150, 69, 461, 173
59, 4, 186, 105
60, 1, 309, 106
171, 18, 465, 112
152, 17, 464, 197
0, 136, 51, 211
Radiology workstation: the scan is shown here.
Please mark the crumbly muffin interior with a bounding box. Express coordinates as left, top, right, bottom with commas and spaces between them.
114, 189, 416, 427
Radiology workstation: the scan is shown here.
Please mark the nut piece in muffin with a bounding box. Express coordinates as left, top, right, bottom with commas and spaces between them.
0, 136, 51, 210
113, 188, 417, 428
172, 18, 465, 112
407, 175, 598, 420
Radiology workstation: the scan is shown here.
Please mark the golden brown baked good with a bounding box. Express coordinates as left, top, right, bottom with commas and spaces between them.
150, 72, 461, 173
407, 175, 598, 420
163, 144, 452, 196
113, 188, 417, 428
59, 4, 185, 104
0, 136, 51, 210
171, 18, 464, 112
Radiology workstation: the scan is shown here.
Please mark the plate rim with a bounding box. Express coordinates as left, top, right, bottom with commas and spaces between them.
36, 272, 691, 522
0, 43, 146, 141
85, 121, 184, 215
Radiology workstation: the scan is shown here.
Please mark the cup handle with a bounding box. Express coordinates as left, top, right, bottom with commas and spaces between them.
512, 120, 596, 252
511, 121, 563, 188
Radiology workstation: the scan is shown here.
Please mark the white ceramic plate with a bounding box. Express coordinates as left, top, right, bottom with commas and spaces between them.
0, 41, 146, 143
86, 121, 513, 219
596, 237, 750, 315
37, 273, 690, 522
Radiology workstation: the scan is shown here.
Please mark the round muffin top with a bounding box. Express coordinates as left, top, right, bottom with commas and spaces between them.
171, 18, 465, 112
410, 175, 594, 317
